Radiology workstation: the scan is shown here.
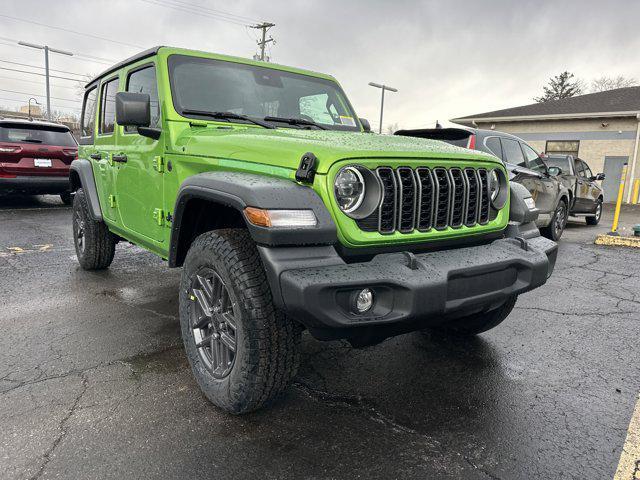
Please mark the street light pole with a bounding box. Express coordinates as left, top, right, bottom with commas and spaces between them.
368, 82, 398, 134
18, 41, 73, 120
27, 98, 40, 119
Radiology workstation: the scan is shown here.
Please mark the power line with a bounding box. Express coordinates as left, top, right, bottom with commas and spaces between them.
0, 36, 115, 65
0, 74, 78, 90
138, 0, 253, 26
0, 66, 84, 82
0, 97, 81, 111
0, 59, 87, 77
0, 14, 144, 49
0, 88, 79, 103
162, 0, 260, 23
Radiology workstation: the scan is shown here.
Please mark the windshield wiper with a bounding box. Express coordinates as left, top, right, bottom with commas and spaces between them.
22, 138, 43, 143
182, 109, 275, 129
263, 116, 327, 130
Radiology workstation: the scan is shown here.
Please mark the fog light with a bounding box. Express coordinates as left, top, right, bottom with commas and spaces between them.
355, 288, 374, 313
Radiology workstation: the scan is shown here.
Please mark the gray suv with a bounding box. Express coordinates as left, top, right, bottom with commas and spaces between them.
396, 127, 571, 240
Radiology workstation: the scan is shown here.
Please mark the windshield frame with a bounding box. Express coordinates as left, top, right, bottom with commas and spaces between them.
167, 54, 362, 132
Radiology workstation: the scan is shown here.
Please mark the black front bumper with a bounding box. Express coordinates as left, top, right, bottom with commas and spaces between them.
259, 234, 557, 334
0, 176, 70, 194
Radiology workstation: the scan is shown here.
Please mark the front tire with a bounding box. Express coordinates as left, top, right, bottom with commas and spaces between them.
586, 198, 603, 225
542, 199, 567, 240
428, 295, 518, 336
72, 188, 116, 270
179, 229, 301, 414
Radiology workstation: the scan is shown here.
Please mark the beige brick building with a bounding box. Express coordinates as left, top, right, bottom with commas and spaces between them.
451, 87, 640, 203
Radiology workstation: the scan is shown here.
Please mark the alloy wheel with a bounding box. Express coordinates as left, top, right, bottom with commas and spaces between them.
74, 211, 85, 254
595, 202, 602, 221
189, 270, 237, 379
554, 203, 567, 237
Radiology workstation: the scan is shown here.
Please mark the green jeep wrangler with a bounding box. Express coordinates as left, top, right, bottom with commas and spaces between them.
70, 46, 557, 414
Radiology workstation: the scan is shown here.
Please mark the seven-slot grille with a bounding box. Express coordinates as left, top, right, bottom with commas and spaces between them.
356, 166, 492, 234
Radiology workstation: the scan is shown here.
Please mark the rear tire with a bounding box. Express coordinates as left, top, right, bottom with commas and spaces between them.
179, 228, 301, 414
72, 188, 116, 270
427, 295, 518, 336
541, 199, 567, 240
586, 198, 603, 226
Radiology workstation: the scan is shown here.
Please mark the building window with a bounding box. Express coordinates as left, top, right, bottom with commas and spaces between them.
545, 140, 579, 156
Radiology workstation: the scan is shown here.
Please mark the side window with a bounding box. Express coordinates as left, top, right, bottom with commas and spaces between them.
80, 87, 97, 140
522, 143, 546, 172
501, 138, 526, 166
575, 160, 587, 178
582, 161, 593, 179
485, 137, 502, 159
99, 77, 119, 135
126, 65, 160, 132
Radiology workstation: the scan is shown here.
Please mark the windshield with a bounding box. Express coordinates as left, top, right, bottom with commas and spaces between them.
544, 156, 571, 173
168, 55, 360, 131
0, 125, 76, 147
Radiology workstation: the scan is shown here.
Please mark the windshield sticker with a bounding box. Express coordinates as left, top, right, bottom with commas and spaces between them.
340, 116, 356, 127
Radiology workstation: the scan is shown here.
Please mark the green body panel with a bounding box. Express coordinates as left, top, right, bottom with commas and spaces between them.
79, 46, 508, 260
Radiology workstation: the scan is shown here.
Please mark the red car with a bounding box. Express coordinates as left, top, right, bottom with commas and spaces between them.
0, 118, 78, 204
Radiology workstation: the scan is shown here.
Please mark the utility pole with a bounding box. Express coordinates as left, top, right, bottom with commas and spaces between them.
18, 41, 73, 120
368, 82, 398, 134
251, 22, 275, 61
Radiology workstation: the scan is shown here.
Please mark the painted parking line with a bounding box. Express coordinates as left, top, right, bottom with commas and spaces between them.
0, 244, 54, 257
615, 393, 640, 480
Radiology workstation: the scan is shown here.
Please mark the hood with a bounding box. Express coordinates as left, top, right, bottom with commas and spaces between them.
177, 126, 499, 174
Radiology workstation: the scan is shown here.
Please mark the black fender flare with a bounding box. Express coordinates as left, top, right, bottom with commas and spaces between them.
168, 172, 337, 267
69, 159, 102, 221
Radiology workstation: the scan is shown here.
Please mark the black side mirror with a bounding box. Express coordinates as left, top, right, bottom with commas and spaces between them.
116, 92, 150, 127
593, 173, 605, 181
359, 118, 371, 133
115, 92, 161, 140
547, 166, 562, 176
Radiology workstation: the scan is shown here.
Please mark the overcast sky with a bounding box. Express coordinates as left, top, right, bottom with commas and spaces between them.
1, 0, 640, 130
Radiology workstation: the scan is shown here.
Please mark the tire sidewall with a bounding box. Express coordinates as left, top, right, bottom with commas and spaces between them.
551, 200, 567, 240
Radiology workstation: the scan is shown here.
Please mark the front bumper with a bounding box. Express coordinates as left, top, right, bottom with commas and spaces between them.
260, 234, 556, 332
0, 176, 70, 194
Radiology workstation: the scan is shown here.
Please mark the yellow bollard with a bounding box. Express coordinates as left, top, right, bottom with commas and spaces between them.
633, 179, 640, 204
610, 163, 628, 235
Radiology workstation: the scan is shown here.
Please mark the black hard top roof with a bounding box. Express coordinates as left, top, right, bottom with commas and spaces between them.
86, 46, 163, 87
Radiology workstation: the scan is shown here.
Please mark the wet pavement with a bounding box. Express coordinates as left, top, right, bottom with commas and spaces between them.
1, 195, 639, 479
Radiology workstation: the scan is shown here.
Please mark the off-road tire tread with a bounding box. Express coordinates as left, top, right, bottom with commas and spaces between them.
180, 229, 300, 414
73, 188, 116, 270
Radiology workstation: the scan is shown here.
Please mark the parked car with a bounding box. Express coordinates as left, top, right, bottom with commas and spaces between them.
0, 118, 77, 204
395, 127, 571, 240
542, 154, 605, 225
69, 46, 557, 414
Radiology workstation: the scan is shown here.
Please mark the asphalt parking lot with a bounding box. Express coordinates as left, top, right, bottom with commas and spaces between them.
1, 195, 639, 480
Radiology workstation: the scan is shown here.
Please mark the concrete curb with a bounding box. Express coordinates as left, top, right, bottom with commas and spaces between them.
595, 234, 640, 248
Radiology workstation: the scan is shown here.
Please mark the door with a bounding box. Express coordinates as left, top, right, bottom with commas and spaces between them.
93, 76, 120, 223
505, 139, 554, 216
114, 63, 165, 244
602, 156, 628, 203
573, 159, 599, 211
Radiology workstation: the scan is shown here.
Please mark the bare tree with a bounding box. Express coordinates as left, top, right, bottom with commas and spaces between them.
534, 71, 584, 102
590, 75, 638, 92
385, 122, 400, 135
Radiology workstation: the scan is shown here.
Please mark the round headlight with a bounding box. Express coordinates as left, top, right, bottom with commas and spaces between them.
334, 166, 365, 213
489, 168, 508, 209
489, 169, 500, 202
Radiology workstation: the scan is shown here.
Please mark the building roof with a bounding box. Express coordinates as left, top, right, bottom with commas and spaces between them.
451, 86, 640, 123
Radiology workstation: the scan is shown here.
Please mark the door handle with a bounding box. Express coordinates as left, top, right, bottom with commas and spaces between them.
112, 154, 128, 163
90, 153, 102, 160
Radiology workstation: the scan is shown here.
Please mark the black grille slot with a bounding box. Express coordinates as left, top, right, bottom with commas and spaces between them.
416, 168, 434, 231
377, 167, 397, 234
449, 168, 466, 228
396, 167, 417, 232
433, 168, 451, 230
477, 168, 490, 224
464, 168, 479, 226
